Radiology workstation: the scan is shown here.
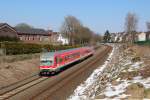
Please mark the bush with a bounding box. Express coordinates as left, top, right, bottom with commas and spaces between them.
0, 42, 81, 55
0, 36, 19, 42
134, 40, 150, 45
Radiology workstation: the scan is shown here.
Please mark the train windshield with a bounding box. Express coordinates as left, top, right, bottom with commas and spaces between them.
40, 60, 53, 66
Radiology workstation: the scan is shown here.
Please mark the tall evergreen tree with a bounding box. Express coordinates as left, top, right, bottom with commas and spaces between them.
103, 30, 111, 43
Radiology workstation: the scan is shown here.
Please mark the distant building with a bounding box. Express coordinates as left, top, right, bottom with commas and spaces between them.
110, 33, 116, 42
137, 32, 146, 41
0, 23, 18, 38
49, 32, 60, 45
15, 27, 52, 44
0, 23, 68, 45
110, 32, 124, 43
122, 31, 137, 43
57, 33, 69, 45
110, 31, 150, 43
146, 32, 150, 41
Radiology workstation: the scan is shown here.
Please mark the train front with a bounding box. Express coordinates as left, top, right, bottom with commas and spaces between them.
39, 52, 56, 76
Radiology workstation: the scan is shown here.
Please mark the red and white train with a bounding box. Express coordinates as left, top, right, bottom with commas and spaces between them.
39, 47, 94, 76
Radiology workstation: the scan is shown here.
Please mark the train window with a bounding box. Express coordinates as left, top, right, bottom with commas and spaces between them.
68, 55, 72, 59
65, 56, 69, 60
56, 57, 63, 64
40, 60, 53, 66
56, 57, 59, 64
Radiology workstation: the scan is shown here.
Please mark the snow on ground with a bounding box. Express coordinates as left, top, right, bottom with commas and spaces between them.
68, 44, 150, 100
98, 52, 149, 99
68, 45, 115, 100
127, 61, 144, 72
101, 76, 150, 99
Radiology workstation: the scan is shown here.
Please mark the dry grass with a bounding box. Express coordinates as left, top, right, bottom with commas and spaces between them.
139, 66, 150, 78
0, 54, 40, 88
0, 53, 40, 64
144, 88, 150, 98
131, 45, 150, 58
119, 71, 139, 80
126, 83, 145, 99
123, 45, 150, 99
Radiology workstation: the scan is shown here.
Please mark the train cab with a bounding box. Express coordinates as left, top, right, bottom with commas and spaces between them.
39, 52, 56, 76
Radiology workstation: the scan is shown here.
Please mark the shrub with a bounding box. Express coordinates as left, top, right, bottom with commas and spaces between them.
0, 36, 19, 42
0, 42, 81, 55
134, 40, 150, 45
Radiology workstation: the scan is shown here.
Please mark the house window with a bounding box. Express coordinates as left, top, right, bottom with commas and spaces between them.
28, 36, 30, 40
25, 36, 26, 40
39, 37, 42, 41
20, 37, 22, 40
29, 36, 33, 40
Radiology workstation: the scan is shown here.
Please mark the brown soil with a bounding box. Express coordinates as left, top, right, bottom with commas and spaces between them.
119, 71, 139, 80
0, 55, 40, 88
126, 83, 145, 99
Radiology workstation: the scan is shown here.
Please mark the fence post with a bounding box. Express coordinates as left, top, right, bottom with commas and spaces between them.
0, 42, 6, 56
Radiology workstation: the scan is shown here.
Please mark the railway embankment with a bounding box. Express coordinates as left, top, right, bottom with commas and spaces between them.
0, 54, 40, 88
69, 44, 150, 100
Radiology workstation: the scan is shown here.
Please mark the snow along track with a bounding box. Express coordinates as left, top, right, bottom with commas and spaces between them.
68, 44, 115, 100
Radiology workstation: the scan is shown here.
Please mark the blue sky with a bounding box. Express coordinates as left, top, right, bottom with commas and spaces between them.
0, 0, 150, 34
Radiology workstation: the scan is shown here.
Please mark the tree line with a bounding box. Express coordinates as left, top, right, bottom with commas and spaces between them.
0, 17, 102, 45
60, 15, 102, 45
103, 12, 150, 43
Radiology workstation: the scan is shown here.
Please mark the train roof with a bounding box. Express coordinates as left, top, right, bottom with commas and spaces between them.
55, 47, 80, 55
40, 47, 89, 60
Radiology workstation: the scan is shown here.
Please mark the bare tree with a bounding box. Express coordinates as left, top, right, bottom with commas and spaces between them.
60, 15, 82, 45
125, 12, 138, 43
146, 22, 150, 31
60, 15, 101, 45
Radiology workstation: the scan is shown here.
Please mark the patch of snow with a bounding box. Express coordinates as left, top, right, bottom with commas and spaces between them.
133, 76, 142, 80
116, 78, 121, 82
128, 61, 143, 72
143, 98, 150, 100
116, 94, 130, 99
68, 45, 115, 100
103, 80, 129, 97
131, 62, 143, 68
123, 61, 132, 66
101, 76, 150, 99
132, 76, 150, 89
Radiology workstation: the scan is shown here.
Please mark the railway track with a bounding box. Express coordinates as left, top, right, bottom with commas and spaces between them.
0, 73, 39, 94
32, 45, 112, 100
0, 45, 111, 100
0, 77, 48, 100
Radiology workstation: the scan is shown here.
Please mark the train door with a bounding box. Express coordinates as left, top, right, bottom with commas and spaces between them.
61, 55, 65, 65
56, 56, 63, 67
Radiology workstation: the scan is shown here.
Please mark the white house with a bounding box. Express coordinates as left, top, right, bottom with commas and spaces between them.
138, 32, 146, 41
110, 32, 124, 43
57, 34, 69, 45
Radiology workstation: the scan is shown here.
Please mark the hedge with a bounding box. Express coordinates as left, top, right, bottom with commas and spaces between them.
0, 42, 81, 55
134, 40, 150, 45
0, 36, 19, 42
